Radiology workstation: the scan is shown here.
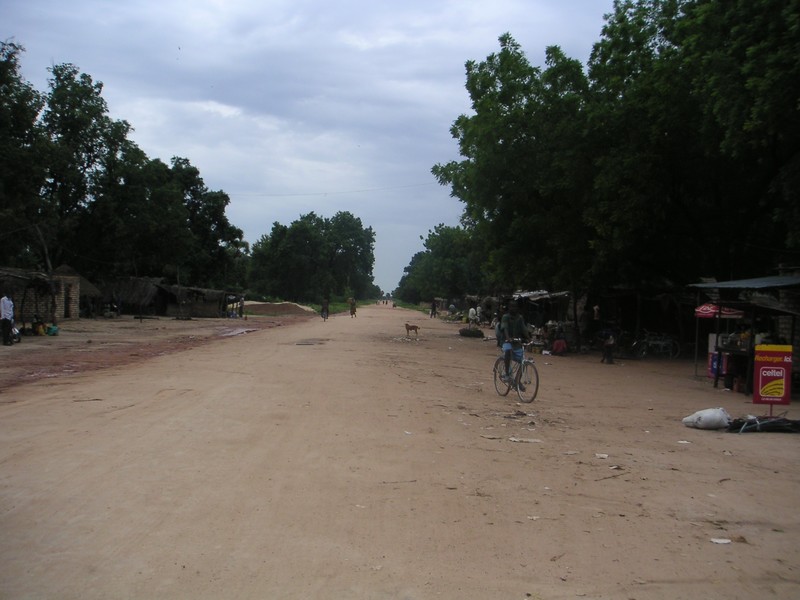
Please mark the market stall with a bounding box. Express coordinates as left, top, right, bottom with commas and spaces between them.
689, 275, 800, 395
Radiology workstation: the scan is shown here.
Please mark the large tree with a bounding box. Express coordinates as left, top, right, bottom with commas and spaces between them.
428, 0, 799, 306
394, 224, 485, 303
0, 42, 47, 267
676, 0, 800, 253
1, 48, 249, 291
432, 35, 595, 295
169, 157, 246, 289
586, 0, 798, 283
249, 211, 377, 302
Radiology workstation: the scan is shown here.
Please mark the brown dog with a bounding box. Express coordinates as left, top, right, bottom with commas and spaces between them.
405, 323, 420, 337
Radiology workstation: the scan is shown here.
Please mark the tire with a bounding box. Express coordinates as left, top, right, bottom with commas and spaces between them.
669, 340, 680, 359
632, 341, 647, 359
493, 357, 511, 396
516, 361, 539, 403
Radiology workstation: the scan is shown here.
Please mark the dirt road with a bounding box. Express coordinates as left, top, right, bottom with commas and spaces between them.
1, 303, 798, 599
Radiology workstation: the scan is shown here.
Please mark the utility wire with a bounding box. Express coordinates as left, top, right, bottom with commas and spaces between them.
227, 182, 437, 198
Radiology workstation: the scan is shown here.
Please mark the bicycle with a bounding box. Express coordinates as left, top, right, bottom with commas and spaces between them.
493, 339, 539, 402
630, 330, 680, 359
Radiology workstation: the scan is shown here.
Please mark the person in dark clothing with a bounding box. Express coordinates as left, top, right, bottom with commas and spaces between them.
1, 292, 14, 346
499, 300, 531, 379
600, 328, 615, 364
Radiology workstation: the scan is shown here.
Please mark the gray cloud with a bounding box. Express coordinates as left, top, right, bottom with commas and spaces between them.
5, 0, 613, 292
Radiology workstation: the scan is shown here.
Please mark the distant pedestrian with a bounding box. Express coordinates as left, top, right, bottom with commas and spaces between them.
321, 298, 329, 321
600, 328, 615, 364
350, 298, 357, 318
430, 300, 438, 318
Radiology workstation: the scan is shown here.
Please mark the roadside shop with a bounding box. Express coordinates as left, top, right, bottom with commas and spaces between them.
689, 274, 800, 398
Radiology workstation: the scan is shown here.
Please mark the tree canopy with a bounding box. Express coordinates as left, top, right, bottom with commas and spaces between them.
249, 211, 379, 303
405, 0, 799, 304
0, 41, 382, 300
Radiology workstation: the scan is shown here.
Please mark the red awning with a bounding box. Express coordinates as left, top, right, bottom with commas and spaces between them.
694, 303, 744, 319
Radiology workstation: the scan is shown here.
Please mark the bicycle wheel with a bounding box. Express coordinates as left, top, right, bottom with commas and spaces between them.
516, 361, 539, 403
669, 340, 680, 359
493, 357, 511, 396
632, 341, 647, 359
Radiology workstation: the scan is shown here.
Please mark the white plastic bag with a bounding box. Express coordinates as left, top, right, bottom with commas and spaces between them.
682, 407, 732, 430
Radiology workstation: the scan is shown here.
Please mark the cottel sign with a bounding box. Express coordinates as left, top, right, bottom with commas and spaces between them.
753, 344, 793, 406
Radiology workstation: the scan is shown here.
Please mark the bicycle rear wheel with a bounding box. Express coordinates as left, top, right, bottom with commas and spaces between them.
516, 361, 539, 403
493, 357, 511, 396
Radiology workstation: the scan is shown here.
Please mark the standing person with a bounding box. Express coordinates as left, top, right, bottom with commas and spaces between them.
500, 299, 531, 382
430, 300, 438, 318
600, 327, 616, 364
349, 298, 357, 318
493, 305, 506, 348
321, 298, 329, 321
579, 305, 591, 341
468, 305, 478, 328
238, 296, 245, 318
1, 292, 14, 347
592, 304, 601, 339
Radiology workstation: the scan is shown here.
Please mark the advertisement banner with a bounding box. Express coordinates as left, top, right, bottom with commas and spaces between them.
753, 345, 792, 405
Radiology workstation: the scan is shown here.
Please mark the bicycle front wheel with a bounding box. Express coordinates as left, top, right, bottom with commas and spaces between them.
669, 340, 680, 358
493, 357, 511, 396
516, 361, 539, 403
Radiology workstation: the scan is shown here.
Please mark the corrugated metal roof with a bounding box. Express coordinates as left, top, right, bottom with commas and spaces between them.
688, 275, 800, 289
513, 290, 570, 301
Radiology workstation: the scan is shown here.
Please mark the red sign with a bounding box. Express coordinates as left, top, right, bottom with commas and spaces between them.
694, 303, 744, 319
753, 345, 792, 405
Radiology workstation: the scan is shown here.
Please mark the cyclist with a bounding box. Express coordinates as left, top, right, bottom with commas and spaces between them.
499, 298, 531, 384
321, 298, 329, 321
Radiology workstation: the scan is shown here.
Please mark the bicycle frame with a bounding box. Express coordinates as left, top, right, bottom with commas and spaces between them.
493, 339, 539, 402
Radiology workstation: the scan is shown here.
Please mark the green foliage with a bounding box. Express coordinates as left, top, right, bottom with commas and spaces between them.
0, 42, 47, 267
431, 35, 595, 298
249, 211, 377, 303
0, 43, 381, 300
425, 0, 799, 303
394, 224, 485, 303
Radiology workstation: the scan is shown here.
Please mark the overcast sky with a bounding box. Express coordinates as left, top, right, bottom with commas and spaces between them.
4, 0, 614, 293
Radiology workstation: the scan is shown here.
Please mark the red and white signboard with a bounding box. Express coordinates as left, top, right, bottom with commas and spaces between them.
753, 344, 792, 406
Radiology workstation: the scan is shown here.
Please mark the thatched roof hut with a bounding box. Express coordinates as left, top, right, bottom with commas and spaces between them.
100, 277, 237, 318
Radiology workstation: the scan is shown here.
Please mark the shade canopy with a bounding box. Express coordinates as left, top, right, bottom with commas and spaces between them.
694, 303, 744, 319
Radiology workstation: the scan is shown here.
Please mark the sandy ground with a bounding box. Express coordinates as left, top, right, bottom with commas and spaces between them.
0, 302, 798, 599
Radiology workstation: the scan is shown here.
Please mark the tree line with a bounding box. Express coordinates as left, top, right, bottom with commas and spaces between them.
396, 0, 799, 305
0, 42, 379, 303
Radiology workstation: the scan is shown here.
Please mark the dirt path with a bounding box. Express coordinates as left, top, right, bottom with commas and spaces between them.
0, 304, 798, 599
